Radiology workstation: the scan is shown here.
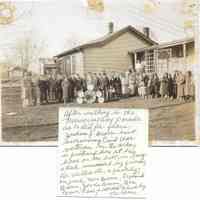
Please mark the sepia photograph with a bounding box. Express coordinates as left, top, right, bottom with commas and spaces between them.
0, 0, 198, 145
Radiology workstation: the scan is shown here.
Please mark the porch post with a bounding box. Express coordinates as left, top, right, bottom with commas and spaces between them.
153, 49, 157, 73
134, 53, 137, 72
70, 55, 73, 74
144, 50, 147, 73
183, 43, 187, 71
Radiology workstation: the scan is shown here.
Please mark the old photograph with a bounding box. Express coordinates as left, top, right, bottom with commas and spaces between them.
0, 0, 198, 145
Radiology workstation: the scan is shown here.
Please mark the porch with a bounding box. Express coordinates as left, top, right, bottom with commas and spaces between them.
129, 38, 195, 77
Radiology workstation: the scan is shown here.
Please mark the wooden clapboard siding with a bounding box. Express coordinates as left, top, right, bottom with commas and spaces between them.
83, 31, 151, 73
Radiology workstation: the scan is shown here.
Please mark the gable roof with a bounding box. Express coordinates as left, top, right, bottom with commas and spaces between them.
55, 25, 157, 58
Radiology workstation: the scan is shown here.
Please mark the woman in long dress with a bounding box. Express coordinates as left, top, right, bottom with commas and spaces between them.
128, 73, 137, 96
138, 73, 147, 98
62, 75, 69, 105
122, 71, 130, 98
152, 73, 160, 98
160, 73, 169, 99
120, 73, 126, 98
176, 71, 185, 100
185, 71, 194, 100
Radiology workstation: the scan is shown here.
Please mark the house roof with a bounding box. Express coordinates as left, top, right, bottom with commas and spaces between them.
55, 25, 158, 58
130, 37, 194, 53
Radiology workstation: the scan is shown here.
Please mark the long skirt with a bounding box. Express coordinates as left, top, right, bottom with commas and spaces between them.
185, 83, 194, 96
122, 84, 129, 95
129, 85, 136, 96
138, 86, 147, 97
177, 84, 185, 98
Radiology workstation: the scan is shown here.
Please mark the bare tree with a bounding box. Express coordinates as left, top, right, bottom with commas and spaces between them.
3, 32, 47, 72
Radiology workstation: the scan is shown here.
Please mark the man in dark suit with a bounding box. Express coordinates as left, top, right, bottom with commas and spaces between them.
55, 73, 63, 103
38, 75, 48, 104
102, 72, 110, 102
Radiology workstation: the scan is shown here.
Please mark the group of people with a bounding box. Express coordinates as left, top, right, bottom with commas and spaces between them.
21, 69, 195, 107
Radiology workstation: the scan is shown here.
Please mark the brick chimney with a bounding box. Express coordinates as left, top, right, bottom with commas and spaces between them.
108, 22, 114, 34
143, 27, 150, 38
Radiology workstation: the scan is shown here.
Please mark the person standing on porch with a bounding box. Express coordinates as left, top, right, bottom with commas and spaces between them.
135, 60, 144, 73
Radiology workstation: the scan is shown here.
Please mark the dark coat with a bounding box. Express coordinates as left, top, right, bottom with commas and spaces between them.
114, 77, 122, 95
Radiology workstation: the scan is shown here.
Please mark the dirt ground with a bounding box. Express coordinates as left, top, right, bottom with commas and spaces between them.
1, 86, 195, 143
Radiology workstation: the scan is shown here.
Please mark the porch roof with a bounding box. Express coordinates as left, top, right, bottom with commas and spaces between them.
130, 37, 194, 53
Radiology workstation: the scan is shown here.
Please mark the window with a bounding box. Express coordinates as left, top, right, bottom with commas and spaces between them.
145, 50, 154, 73
172, 45, 183, 58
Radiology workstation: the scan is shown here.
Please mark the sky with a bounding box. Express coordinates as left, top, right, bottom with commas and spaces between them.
0, 0, 195, 71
